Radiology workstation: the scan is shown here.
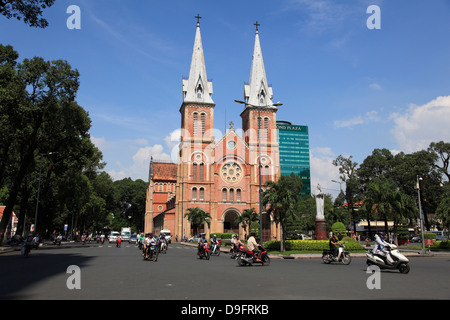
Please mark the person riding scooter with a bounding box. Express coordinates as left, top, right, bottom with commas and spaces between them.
247, 232, 261, 261
329, 233, 341, 259
373, 233, 394, 265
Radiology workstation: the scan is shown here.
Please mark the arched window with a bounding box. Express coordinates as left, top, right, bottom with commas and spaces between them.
264, 117, 269, 140
193, 163, 197, 180
201, 113, 206, 136
222, 188, 227, 202
236, 189, 241, 202
264, 165, 270, 183
192, 187, 197, 200
193, 112, 198, 136
199, 163, 204, 181
199, 187, 204, 201
229, 188, 234, 202
197, 83, 203, 99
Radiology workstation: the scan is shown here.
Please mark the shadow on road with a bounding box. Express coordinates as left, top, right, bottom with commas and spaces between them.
0, 247, 95, 299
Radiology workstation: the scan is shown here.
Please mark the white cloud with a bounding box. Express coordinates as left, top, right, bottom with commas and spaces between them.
369, 82, 382, 91
390, 95, 450, 153
334, 110, 380, 128
309, 147, 341, 199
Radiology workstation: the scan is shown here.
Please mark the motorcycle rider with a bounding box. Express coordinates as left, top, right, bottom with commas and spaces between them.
198, 233, 208, 254
247, 232, 261, 261
373, 233, 394, 265
143, 233, 157, 259
210, 234, 218, 253
329, 233, 341, 259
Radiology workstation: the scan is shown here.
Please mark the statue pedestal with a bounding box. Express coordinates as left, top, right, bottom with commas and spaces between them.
315, 219, 327, 240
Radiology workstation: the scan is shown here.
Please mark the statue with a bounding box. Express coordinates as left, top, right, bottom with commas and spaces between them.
315, 184, 327, 240
315, 184, 325, 220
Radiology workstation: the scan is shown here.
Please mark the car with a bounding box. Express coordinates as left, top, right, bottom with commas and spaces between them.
411, 235, 422, 243
108, 231, 120, 243
188, 235, 200, 243
160, 229, 172, 243
129, 234, 138, 244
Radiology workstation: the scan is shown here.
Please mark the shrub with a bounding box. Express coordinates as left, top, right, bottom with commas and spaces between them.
424, 232, 437, 240
263, 240, 364, 252
331, 222, 347, 236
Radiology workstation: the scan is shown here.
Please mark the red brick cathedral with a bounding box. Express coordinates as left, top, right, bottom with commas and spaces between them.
145, 19, 281, 241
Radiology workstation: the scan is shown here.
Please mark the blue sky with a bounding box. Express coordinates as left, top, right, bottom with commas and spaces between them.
2, 0, 450, 198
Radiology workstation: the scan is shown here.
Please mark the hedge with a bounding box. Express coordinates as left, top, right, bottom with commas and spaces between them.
263, 239, 365, 252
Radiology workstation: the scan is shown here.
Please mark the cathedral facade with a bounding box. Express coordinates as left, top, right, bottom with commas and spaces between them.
145, 19, 282, 242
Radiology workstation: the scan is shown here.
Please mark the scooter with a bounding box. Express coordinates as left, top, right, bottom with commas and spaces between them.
210, 242, 220, 256
366, 243, 410, 274
322, 244, 351, 265
116, 237, 122, 248
237, 244, 270, 266
230, 242, 245, 259
197, 242, 210, 260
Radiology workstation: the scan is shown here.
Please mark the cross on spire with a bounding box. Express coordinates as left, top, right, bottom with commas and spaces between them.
195, 13, 202, 26
254, 21, 260, 32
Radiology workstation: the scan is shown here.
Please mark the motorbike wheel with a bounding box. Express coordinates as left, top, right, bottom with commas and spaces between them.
206, 251, 210, 260
322, 255, 332, 264
237, 256, 247, 266
262, 255, 270, 266
217, 247, 220, 256
341, 253, 351, 265
398, 263, 410, 274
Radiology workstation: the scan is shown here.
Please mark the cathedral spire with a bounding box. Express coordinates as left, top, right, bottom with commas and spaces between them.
244, 22, 273, 107
182, 14, 214, 104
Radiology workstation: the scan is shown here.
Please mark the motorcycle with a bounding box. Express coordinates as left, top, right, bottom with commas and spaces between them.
54, 235, 62, 246
197, 242, 210, 260
210, 242, 220, 256
116, 238, 122, 248
230, 242, 245, 259
160, 239, 167, 254
144, 243, 159, 261
366, 243, 410, 274
237, 244, 270, 266
81, 236, 86, 245
322, 244, 351, 265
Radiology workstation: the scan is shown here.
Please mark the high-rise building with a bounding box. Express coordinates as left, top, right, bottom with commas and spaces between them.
276, 121, 311, 197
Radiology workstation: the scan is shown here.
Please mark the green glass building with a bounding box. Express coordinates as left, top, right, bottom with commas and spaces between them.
276, 121, 311, 197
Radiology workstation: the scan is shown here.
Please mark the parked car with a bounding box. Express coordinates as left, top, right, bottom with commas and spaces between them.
188, 235, 200, 243
411, 235, 422, 243
108, 231, 120, 243
129, 234, 138, 244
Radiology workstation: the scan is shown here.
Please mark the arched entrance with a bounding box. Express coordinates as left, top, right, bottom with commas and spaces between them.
223, 209, 240, 234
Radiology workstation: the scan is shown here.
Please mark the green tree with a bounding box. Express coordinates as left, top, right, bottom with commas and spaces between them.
0, 0, 55, 28
185, 207, 211, 236
262, 173, 302, 252
428, 141, 450, 182
234, 208, 258, 238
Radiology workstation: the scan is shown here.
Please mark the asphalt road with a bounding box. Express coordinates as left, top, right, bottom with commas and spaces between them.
0, 242, 449, 300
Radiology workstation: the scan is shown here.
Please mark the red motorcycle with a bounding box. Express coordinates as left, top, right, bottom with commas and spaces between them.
197, 242, 210, 260
237, 244, 270, 266
116, 237, 122, 248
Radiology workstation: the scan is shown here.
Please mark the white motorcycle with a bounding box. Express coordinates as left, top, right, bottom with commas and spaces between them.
366, 243, 410, 274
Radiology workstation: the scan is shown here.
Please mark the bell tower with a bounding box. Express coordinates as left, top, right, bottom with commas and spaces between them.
175, 14, 215, 239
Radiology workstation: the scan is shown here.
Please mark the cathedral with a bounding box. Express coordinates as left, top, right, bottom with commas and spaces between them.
145, 18, 282, 242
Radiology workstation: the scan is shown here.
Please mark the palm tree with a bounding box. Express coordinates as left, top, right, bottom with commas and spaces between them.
234, 208, 258, 239
184, 207, 211, 236
262, 174, 302, 252
361, 177, 417, 241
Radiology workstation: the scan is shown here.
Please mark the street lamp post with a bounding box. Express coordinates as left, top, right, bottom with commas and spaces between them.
416, 176, 426, 255
234, 99, 282, 245
331, 179, 344, 193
